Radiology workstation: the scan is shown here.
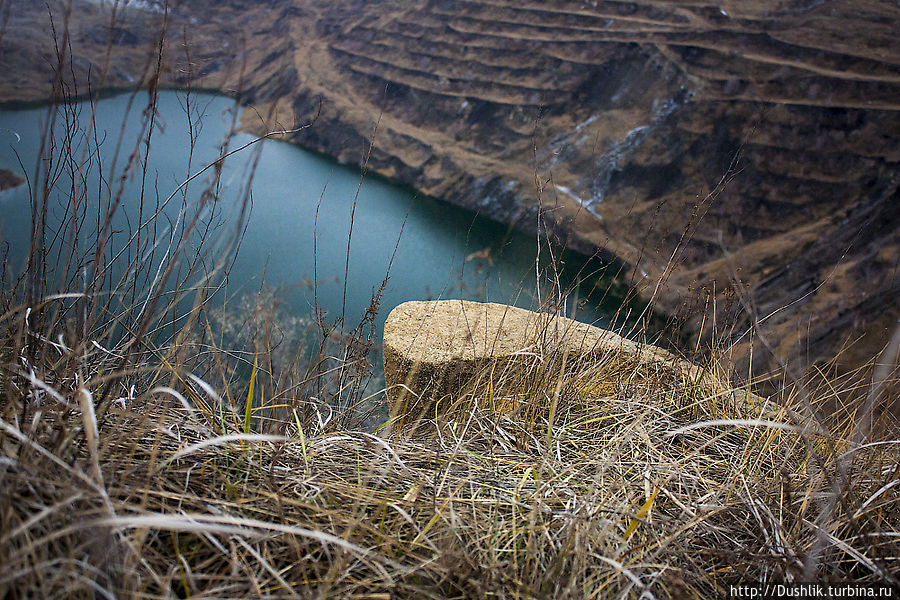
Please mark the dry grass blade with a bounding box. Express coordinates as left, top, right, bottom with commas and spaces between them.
77, 387, 102, 484
93, 514, 401, 570
156, 433, 290, 470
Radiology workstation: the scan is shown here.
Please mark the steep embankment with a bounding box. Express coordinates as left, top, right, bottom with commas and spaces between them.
2, 0, 898, 378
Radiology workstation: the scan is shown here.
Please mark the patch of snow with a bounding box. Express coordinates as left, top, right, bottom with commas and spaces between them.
81, 0, 164, 13
623, 124, 649, 140
581, 88, 689, 217
554, 184, 581, 203
555, 184, 603, 220
575, 114, 598, 133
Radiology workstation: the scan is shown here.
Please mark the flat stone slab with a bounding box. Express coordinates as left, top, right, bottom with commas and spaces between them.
383, 300, 706, 431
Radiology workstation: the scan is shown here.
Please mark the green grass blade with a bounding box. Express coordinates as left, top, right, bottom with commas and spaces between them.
243, 355, 258, 435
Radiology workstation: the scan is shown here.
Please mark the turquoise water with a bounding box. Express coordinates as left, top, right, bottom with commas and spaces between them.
0, 91, 627, 339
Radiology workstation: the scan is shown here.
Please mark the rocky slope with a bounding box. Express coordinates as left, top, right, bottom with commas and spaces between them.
2, 0, 898, 380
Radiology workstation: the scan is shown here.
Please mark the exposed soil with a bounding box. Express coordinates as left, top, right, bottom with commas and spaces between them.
1, 0, 898, 382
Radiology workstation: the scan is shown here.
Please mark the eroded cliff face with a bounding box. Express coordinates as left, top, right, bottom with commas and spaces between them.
2, 0, 898, 379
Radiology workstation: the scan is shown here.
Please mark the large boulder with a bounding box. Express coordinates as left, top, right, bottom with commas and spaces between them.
383, 300, 714, 432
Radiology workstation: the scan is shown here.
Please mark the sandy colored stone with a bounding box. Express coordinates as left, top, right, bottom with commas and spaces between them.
383, 300, 707, 431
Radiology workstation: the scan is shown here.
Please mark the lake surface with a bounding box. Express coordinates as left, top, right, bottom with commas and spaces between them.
0, 91, 630, 344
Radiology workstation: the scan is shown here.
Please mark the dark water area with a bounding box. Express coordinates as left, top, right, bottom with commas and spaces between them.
0, 91, 638, 356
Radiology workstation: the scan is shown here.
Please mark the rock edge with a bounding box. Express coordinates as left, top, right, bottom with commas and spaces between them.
383, 300, 729, 432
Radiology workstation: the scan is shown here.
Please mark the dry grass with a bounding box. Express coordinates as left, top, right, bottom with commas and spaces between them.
2, 306, 898, 598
